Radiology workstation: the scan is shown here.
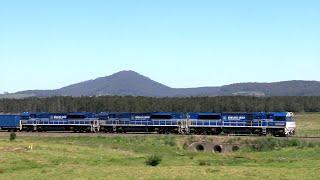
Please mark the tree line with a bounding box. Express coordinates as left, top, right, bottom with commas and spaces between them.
0, 96, 319, 113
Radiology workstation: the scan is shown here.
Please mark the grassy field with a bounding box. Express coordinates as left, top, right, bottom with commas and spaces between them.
295, 113, 320, 136
0, 113, 319, 179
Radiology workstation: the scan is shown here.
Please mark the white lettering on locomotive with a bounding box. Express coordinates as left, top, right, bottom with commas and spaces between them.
227, 115, 246, 120
134, 116, 150, 120
53, 115, 67, 119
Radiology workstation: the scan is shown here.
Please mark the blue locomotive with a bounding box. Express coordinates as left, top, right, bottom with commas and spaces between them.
20, 112, 99, 132
188, 112, 295, 136
99, 112, 185, 134
0, 111, 296, 136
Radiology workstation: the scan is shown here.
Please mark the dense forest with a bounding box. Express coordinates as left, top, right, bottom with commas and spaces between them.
0, 96, 319, 113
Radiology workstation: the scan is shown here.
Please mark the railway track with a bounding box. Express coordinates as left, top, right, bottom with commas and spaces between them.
286, 136, 320, 140
1, 131, 320, 141
0, 131, 158, 137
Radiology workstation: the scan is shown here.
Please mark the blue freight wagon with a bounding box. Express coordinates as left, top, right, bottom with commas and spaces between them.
0, 115, 21, 131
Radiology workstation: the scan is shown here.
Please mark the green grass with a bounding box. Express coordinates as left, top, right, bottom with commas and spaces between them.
296, 113, 320, 136
0, 135, 320, 179
0, 113, 319, 179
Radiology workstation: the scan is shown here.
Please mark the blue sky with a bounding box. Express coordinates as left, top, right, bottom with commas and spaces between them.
0, 0, 319, 93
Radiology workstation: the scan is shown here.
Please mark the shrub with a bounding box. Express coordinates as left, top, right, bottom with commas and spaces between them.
198, 160, 211, 166
182, 142, 189, 150
164, 136, 176, 147
9, 132, 16, 141
145, 154, 162, 166
260, 138, 278, 151
246, 137, 317, 152
189, 154, 194, 160
307, 142, 315, 148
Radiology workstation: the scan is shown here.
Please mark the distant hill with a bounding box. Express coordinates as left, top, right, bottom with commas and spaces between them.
1, 70, 320, 98
219, 80, 320, 96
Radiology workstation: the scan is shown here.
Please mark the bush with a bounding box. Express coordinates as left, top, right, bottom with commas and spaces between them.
245, 137, 318, 152
164, 136, 176, 147
259, 138, 278, 151
307, 142, 315, 148
145, 154, 162, 166
198, 160, 211, 166
9, 132, 16, 141
183, 142, 189, 150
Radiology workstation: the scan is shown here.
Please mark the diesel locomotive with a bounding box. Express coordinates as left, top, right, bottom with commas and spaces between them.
0, 111, 296, 136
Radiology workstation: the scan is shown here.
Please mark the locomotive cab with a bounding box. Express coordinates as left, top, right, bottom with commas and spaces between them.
272, 112, 296, 136
284, 112, 296, 136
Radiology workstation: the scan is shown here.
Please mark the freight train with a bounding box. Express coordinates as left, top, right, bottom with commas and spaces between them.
0, 112, 296, 136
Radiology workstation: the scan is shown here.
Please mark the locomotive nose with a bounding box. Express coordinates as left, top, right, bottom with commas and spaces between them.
285, 121, 296, 136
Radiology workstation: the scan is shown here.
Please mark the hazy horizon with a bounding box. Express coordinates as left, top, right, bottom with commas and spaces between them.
1, 0, 319, 93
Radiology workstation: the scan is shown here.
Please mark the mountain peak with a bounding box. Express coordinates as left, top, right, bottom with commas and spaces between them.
107, 70, 152, 82
50, 70, 172, 97
112, 70, 140, 76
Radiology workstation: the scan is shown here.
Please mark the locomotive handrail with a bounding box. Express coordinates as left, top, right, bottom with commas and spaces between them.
103, 119, 180, 126
23, 118, 269, 128
22, 119, 94, 125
